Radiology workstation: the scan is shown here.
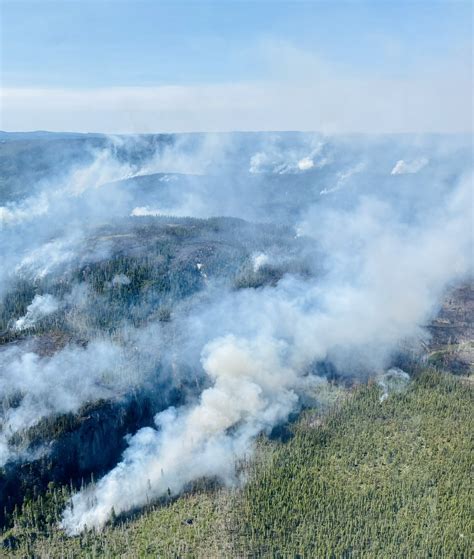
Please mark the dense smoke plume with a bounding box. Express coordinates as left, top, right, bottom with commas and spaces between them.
0, 132, 472, 532
13, 294, 59, 331
63, 154, 471, 532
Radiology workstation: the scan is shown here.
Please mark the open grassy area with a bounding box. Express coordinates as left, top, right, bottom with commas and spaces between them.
2, 369, 472, 558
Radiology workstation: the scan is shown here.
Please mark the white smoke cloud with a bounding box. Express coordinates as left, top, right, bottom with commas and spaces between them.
62, 334, 307, 533
0, 149, 135, 229
15, 236, 85, 281
391, 157, 429, 175
0, 339, 145, 466
249, 139, 326, 174
61, 170, 473, 533
139, 133, 234, 176
14, 294, 60, 331
111, 274, 131, 287
0, 130, 471, 531
130, 194, 207, 218
0, 144, 151, 297
252, 252, 270, 272
0, 192, 50, 227
320, 161, 366, 195
297, 157, 315, 171
377, 368, 410, 403
130, 206, 162, 217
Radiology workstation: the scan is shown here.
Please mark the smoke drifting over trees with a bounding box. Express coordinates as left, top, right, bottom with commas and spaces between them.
0, 132, 472, 532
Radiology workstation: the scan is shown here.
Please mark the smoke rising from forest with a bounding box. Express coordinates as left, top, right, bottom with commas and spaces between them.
0, 132, 472, 532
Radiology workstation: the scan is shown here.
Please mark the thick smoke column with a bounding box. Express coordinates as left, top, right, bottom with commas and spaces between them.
13, 294, 59, 331
62, 334, 304, 532
61, 169, 472, 533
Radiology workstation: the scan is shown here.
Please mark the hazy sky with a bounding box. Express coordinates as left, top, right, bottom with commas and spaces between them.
1, 0, 472, 133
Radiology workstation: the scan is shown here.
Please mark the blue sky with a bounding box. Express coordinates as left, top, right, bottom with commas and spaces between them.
1, 1, 472, 132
